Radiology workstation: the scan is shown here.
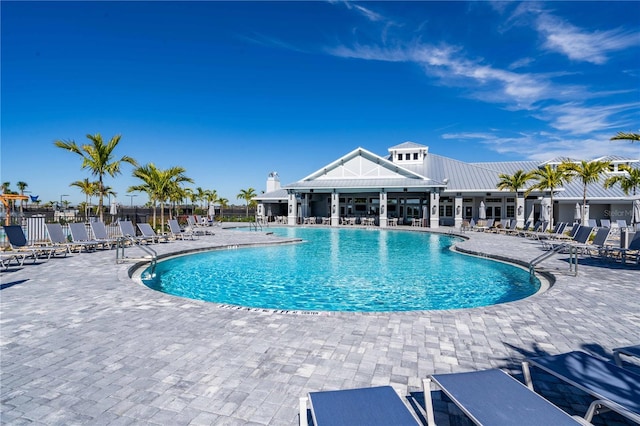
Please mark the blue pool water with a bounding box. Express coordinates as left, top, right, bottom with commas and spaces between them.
141, 227, 540, 312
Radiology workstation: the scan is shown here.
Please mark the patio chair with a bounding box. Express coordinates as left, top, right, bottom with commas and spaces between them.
299, 385, 419, 426
137, 222, 169, 243
617, 219, 628, 229
1, 251, 29, 268
613, 344, 640, 367
167, 219, 195, 240
607, 231, 640, 264
522, 351, 640, 424
89, 221, 118, 249
118, 220, 152, 244
3, 225, 64, 262
44, 223, 79, 254
187, 215, 214, 235
424, 369, 586, 426
577, 227, 612, 258
68, 222, 104, 251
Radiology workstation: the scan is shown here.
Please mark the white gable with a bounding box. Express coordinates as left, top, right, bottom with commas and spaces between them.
301, 147, 426, 182
318, 156, 405, 180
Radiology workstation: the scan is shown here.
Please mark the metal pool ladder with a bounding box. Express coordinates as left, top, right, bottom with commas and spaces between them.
529, 243, 579, 276
115, 236, 158, 278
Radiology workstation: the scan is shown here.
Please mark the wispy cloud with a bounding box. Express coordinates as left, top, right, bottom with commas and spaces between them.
443, 131, 640, 161
535, 13, 639, 64
536, 102, 640, 135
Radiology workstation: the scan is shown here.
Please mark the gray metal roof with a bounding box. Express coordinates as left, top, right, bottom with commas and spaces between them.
254, 188, 288, 201
388, 141, 427, 150
257, 145, 639, 202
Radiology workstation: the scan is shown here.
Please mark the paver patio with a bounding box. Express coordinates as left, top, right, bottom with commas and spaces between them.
1, 225, 638, 425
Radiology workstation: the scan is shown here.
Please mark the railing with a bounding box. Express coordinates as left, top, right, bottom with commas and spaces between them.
529, 243, 578, 276
115, 236, 157, 278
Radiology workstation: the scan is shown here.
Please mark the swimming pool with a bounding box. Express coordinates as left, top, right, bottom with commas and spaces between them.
141, 227, 540, 312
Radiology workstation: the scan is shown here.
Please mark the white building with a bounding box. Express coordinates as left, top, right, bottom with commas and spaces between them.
255, 142, 639, 229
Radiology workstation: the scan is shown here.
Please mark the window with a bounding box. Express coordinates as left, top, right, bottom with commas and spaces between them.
506, 205, 515, 217
413, 153, 418, 160
398, 154, 404, 160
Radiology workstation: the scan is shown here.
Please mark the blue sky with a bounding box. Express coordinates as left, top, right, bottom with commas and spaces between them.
2, 1, 639, 206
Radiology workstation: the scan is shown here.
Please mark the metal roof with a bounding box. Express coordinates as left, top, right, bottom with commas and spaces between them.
387, 141, 427, 150
256, 145, 639, 201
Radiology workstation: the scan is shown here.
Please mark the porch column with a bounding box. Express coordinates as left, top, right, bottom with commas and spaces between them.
379, 191, 388, 227
330, 192, 340, 226
287, 193, 297, 225
516, 195, 525, 228
429, 192, 440, 228
302, 193, 310, 219
257, 203, 264, 222
454, 196, 463, 229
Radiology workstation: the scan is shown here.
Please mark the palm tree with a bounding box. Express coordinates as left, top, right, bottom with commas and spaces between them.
604, 165, 640, 196
496, 170, 533, 226
610, 132, 639, 143
217, 197, 229, 219
237, 188, 257, 218
204, 189, 218, 218
16, 181, 28, 211
1, 182, 10, 194
527, 165, 573, 229
70, 178, 98, 220
561, 160, 611, 224
129, 163, 193, 230
496, 170, 532, 193
54, 133, 138, 222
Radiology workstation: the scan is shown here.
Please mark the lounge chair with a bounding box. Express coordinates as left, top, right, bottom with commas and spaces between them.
522, 351, 640, 423
424, 369, 586, 425
1, 251, 29, 268
542, 226, 593, 252
89, 221, 119, 249
613, 344, 640, 367
607, 231, 640, 264
137, 223, 169, 243
578, 227, 612, 258
600, 219, 611, 228
3, 225, 64, 262
168, 219, 195, 240
617, 219, 628, 229
587, 219, 598, 227
299, 385, 419, 426
187, 215, 214, 235
44, 223, 78, 254
68, 222, 104, 251
118, 220, 152, 244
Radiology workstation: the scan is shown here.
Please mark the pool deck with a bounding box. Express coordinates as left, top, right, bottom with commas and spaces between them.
1, 225, 638, 425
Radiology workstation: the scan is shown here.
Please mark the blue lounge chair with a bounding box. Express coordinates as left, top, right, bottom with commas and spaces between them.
299, 385, 419, 426
522, 351, 640, 423
613, 344, 640, 367
424, 369, 585, 425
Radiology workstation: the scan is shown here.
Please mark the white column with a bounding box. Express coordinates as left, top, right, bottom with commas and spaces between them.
379, 191, 388, 227
331, 192, 340, 226
429, 192, 440, 228
454, 196, 463, 229
287, 193, 297, 225
516, 195, 525, 228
